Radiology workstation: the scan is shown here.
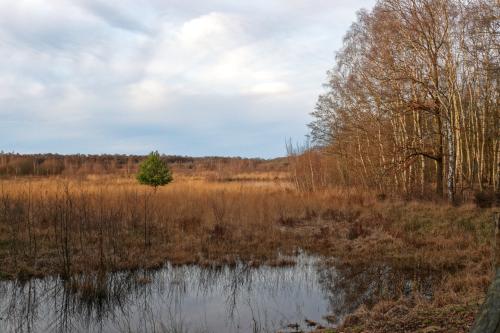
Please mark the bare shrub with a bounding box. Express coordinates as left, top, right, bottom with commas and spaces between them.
474, 191, 496, 208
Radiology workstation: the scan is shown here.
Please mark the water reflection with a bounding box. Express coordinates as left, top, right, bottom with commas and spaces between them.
317, 261, 436, 324
0, 255, 436, 333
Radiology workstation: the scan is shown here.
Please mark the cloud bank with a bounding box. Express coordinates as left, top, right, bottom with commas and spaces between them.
0, 0, 375, 157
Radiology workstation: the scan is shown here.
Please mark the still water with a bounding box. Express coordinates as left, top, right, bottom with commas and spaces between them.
0, 254, 431, 333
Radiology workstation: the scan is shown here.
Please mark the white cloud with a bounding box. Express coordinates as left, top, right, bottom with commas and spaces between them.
0, 75, 45, 100
248, 82, 290, 95
178, 12, 243, 48
128, 79, 172, 111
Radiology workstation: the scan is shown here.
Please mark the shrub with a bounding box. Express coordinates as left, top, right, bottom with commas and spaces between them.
347, 220, 369, 240
474, 191, 495, 208
136, 151, 173, 189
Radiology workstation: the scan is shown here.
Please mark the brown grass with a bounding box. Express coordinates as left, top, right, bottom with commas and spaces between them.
0, 174, 496, 332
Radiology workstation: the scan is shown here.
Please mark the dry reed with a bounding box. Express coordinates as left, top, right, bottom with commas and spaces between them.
0, 174, 495, 332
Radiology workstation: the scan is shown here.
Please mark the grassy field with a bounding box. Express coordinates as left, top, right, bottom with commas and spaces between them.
0, 172, 496, 332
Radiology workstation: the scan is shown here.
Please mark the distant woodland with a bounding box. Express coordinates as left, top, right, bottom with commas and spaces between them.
0, 153, 287, 178
305, 0, 499, 202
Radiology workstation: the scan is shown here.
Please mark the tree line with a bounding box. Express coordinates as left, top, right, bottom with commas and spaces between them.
0, 153, 285, 177
309, 0, 499, 201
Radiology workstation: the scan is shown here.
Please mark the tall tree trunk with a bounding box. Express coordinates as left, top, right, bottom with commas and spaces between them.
445, 118, 456, 203
436, 115, 445, 198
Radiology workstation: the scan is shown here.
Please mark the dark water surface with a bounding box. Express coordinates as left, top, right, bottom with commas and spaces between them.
0, 254, 433, 333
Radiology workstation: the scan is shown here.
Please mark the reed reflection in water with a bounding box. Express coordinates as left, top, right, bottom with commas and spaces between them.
0, 254, 435, 333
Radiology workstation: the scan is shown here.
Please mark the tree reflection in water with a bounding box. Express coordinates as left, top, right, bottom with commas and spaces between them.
0, 254, 437, 333
316, 260, 437, 325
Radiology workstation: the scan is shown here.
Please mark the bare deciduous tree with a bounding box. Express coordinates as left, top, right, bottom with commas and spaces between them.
309, 0, 499, 201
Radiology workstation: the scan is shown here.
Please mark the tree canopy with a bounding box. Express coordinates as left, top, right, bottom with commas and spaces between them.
136, 151, 173, 188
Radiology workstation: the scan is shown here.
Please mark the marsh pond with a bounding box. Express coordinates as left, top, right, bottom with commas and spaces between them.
0, 253, 434, 333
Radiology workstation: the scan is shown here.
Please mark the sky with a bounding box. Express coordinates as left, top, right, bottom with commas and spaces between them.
0, 0, 375, 158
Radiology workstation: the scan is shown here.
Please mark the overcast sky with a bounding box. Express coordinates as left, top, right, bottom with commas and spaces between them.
0, 0, 375, 158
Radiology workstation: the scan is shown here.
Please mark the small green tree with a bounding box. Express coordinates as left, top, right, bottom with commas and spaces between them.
136, 151, 173, 189
136, 151, 172, 248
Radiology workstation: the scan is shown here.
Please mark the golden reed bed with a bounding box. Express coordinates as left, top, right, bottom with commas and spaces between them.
0, 174, 495, 332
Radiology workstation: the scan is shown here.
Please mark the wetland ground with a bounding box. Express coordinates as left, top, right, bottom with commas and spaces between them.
0, 173, 496, 332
